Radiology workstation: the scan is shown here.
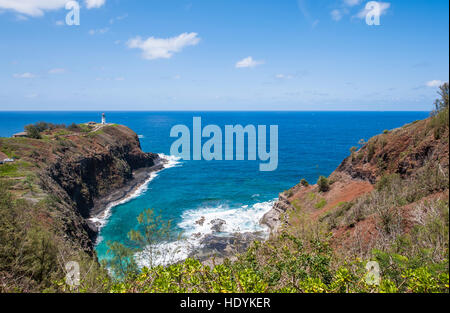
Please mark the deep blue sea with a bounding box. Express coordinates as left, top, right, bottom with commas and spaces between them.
0, 111, 429, 265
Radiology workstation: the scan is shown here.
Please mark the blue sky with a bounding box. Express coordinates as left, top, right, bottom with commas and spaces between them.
0, 0, 448, 111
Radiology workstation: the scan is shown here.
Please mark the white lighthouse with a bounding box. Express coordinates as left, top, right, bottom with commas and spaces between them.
101, 113, 106, 125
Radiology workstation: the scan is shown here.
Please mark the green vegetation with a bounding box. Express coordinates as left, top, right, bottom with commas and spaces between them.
102, 223, 448, 293
317, 176, 330, 193
20, 121, 95, 140
0, 161, 33, 177
96, 157, 448, 294
367, 142, 376, 162
105, 209, 177, 277
24, 124, 42, 139
1, 94, 448, 294
429, 83, 449, 140
283, 189, 293, 197
24, 121, 68, 139
67, 123, 81, 132
314, 198, 327, 209
300, 179, 309, 187
0, 182, 109, 292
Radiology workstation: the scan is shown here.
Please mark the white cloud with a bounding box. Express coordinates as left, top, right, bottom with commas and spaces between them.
356, 2, 391, 19
275, 74, 293, 79
48, 68, 65, 74
0, 0, 67, 17
343, 0, 361, 6
331, 9, 343, 21
55, 20, 64, 26
127, 32, 200, 60
85, 0, 106, 9
89, 27, 109, 35
96, 77, 125, 81
0, 0, 105, 17
426, 80, 443, 87
15, 14, 28, 21
235, 56, 264, 68
109, 13, 128, 24
13, 72, 36, 79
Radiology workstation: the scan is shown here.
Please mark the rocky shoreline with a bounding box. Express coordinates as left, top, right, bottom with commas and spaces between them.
184, 199, 285, 265
88, 158, 166, 234
260, 192, 293, 236
190, 231, 267, 265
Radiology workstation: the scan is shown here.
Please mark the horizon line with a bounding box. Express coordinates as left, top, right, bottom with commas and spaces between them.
0, 110, 431, 113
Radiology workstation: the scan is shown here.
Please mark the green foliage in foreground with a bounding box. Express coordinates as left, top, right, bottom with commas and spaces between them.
104, 233, 448, 293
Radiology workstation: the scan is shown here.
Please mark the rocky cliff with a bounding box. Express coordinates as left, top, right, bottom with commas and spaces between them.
0, 124, 163, 254
263, 113, 449, 255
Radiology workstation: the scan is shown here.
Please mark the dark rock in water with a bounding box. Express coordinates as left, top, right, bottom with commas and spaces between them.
210, 218, 226, 233
190, 231, 267, 264
195, 216, 205, 226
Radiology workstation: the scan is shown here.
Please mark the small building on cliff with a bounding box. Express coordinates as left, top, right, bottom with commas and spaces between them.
12, 131, 27, 138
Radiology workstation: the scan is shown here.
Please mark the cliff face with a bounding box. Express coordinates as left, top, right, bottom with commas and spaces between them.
43, 125, 160, 219
261, 193, 293, 235
0, 124, 162, 254
335, 119, 449, 184
264, 115, 449, 255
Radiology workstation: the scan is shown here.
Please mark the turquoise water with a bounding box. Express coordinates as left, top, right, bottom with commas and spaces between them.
0, 111, 429, 265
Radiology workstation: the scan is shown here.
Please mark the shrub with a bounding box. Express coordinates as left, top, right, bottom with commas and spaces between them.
375, 173, 401, 192
67, 123, 81, 132
300, 179, 309, 187
317, 176, 330, 192
285, 189, 294, 197
430, 82, 449, 116
24, 121, 68, 139
315, 198, 327, 209
367, 143, 376, 162
24, 124, 42, 139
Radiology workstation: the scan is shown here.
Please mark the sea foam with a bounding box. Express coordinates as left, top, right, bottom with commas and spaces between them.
136, 199, 275, 268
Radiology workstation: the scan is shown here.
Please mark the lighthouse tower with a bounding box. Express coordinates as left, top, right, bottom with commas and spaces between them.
101, 113, 106, 125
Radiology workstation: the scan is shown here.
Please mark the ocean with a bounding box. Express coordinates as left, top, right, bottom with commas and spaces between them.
0, 111, 429, 266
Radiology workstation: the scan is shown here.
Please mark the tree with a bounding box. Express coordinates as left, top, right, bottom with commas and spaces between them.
25, 124, 42, 139
317, 176, 330, 192
106, 241, 138, 280
67, 123, 81, 132
128, 209, 176, 269
431, 82, 449, 116
107, 209, 178, 279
